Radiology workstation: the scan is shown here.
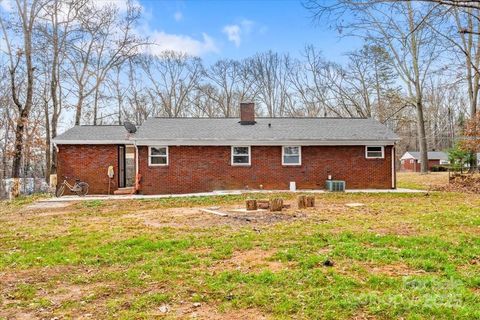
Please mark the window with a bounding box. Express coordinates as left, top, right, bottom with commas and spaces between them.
282, 146, 301, 165
440, 160, 450, 165
231, 146, 250, 165
365, 146, 384, 159
149, 146, 168, 166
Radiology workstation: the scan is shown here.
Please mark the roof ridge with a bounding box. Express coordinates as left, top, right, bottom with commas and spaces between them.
148, 117, 370, 120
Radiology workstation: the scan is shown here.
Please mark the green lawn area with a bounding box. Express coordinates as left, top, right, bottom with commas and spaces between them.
0, 180, 479, 319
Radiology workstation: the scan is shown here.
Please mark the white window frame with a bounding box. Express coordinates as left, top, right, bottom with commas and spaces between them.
148, 146, 168, 166
365, 146, 384, 159
231, 146, 251, 166
282, 146, 302, 166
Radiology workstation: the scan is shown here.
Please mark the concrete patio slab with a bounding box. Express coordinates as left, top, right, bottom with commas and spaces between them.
37, 188, 427, 203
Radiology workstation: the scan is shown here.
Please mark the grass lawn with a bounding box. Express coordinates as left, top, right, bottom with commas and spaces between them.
0, 175, 479, 319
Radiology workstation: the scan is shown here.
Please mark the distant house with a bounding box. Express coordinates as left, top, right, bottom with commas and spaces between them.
400, 151, 449, 172
53, 103, 399, 195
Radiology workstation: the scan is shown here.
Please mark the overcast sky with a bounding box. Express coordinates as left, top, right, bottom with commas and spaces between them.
138, 0, 360, 64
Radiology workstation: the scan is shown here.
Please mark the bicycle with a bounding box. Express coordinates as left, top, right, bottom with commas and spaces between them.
56, 177, 89, 197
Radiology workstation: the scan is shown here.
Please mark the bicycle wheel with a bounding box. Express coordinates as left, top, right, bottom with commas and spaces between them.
56, 184, 65, 197
76, 182, 89, 196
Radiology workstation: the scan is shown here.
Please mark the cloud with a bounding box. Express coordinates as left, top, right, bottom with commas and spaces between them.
222, 19, 255, 47
145, 31, 218, 56
174, 11, 183, 21
91, 0, 142, 13
222, 24, 241, 47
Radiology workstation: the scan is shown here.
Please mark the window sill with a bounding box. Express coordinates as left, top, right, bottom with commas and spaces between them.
148, 164, 169, 167
231, 164, 251, 167
282, 164, 302, 167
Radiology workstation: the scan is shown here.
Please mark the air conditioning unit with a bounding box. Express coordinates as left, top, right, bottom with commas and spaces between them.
325, 180, 345, 192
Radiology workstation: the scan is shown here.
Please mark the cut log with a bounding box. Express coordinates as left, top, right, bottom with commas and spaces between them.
297, 195, 307, 209
270, 198, 283, 212
306, 195, 315, 207
257, 200, 270, 209
246, 199, 258, 211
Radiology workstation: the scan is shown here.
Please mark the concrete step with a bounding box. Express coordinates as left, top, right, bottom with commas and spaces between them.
113, 187, 135, 195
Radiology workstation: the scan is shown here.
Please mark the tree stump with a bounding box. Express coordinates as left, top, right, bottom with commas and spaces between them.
306, 195, 315, 207
297, 195, 307, 209
246, 199, 258, 211
257, 200, 270, 209
270, 198, 283, 212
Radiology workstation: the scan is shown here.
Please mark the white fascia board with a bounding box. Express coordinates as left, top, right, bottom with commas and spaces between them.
53, 140, 132, 145
134, 139, 397, 146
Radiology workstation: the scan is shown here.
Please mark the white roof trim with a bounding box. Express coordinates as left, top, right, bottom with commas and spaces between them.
54, 140, 132, 145
400, 152, 415, 160
134, 139, 396, 146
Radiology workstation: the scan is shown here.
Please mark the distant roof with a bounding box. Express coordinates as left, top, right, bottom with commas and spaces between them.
401, 151, 448, 161
54, 125, 133, 144
54, 117, 399, 145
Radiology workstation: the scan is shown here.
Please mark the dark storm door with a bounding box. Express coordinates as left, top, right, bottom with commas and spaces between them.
118, 145, 126, 188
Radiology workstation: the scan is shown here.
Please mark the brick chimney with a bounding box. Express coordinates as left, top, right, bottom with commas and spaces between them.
240, 102, 256, 125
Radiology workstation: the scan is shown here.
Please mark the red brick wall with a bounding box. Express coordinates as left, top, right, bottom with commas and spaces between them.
138, 145, 394, 195
57, 144, 119, 194
400, 159, 440, 172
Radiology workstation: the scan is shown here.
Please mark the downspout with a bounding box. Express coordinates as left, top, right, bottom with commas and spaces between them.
391, 145, 396, 189
134, 141, 139, 193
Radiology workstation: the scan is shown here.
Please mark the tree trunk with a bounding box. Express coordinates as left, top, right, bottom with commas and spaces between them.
44, 100, 51, 182
75, 92, 84, 125
416, 100, 429, 173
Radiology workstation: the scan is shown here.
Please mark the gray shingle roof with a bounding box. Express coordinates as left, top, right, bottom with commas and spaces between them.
54, 118, 399, 145
54, 125, 133, 144
406, 151, 448, 160
134, 117, 398, 145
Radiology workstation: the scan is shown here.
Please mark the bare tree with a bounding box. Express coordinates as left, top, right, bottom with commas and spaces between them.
0, 0, 45, 195
199, 59, 255, 117
66, 0, 143, 125
140, 51, 203, 118
247, 51, 293, 117
306, 0, 441, 173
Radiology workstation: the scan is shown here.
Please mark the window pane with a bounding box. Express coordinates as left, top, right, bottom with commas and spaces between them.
151, 147, 167, 156
367, 151, 383, 158
233, 155, 249, 164
367, 147, 382, 152
151, 156, 167, 165
233, 147, 249, 155
284, 155, 300, 164
284, 146, 299, 155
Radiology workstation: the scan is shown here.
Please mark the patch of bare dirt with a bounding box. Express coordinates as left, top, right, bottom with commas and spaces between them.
169, 303, 267, 320
123, 206, 308, 230
336, 260, 427, 278
368, 262, 427, 276
211, 248, 291, 272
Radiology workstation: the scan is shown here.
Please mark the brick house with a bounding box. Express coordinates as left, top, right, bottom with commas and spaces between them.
399, 151, 449, 172
53, 103, 399, 195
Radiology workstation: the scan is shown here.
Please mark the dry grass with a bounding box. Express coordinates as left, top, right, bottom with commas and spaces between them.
0, 190, 479, 319
397, 172, 450, 190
